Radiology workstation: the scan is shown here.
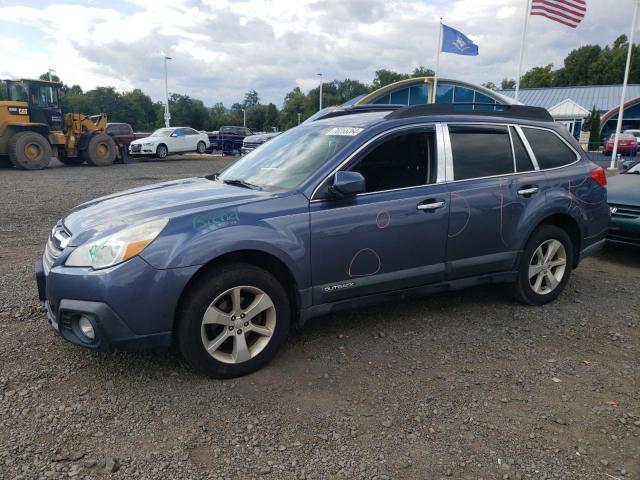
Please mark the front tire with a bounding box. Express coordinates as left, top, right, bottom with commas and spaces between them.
510, 225, 573, 305
156, 144, 168, 159
196, 141, 206, 154
8, 131, 51, 170
177, 264, 291, 378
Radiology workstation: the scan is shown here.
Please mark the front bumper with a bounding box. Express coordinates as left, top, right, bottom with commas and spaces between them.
35, 255, 200, 351
44, 297, 173, 351
608, 214, 640, 246
129, 145, 155, 155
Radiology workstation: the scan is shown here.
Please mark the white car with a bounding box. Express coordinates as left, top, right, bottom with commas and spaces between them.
129, 127, 210, 159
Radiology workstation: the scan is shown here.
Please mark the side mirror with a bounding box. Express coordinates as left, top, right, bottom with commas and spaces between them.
327, 171, 366, 198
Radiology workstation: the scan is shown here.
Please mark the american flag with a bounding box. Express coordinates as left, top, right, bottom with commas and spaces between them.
530, 0, 587, 28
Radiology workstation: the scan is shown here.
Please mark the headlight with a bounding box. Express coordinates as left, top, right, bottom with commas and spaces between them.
142, 142, 154, 146
65, 218, 168, 269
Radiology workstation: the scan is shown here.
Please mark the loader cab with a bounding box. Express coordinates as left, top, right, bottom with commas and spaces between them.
5, 79, 63, 131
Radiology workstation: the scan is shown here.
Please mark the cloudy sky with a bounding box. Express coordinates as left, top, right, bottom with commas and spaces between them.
0, 0, 633, 107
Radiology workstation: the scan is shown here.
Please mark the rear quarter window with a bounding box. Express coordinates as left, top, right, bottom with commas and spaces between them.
522, 128, 577, 169
449, 125, 514, 180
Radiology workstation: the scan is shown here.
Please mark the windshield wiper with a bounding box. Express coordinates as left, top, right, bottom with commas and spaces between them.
223, 179, 261, 190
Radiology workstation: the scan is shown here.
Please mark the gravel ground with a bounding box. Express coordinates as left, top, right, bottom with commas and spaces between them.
0, 157, 639, 480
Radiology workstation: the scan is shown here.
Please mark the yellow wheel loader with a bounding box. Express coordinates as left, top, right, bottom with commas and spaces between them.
0, 79, 117, 170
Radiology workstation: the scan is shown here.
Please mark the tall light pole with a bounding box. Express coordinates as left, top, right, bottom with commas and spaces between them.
47, 69, 56, 81
163, 56, 172, 128
297, 112, 301, 125
610, 0, 639, 170
317, 73, 323, 111
242, 108, 246, 128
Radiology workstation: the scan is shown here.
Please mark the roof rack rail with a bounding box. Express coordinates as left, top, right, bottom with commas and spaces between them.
312, 104, 404, 121
385, 103, 553, 122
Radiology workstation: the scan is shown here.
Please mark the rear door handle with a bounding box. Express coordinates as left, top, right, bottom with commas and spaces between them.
517, 186, 539, 196
417, 200, 446, 211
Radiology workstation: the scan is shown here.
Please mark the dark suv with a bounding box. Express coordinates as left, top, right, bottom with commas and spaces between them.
35, 104, 609, 378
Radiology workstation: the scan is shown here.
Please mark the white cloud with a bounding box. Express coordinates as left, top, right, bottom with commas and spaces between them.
0, 0, 636, 107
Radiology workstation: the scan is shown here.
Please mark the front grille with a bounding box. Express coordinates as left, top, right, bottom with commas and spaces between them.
242, 141, 262, 151
131, 144, 141, 152
43, 222, 71, 272
609, 203, 640, 219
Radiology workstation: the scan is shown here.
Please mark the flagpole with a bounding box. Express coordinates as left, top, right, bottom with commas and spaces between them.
514, 0, 531, 102
432, 18, 443, 103
610, 0, 639, 170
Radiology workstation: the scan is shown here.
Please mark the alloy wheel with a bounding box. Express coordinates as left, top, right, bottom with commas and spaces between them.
528, 239, 567, 295
200, 286, 276, 364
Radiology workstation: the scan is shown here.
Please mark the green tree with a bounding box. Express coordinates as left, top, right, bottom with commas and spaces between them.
411, 66, 435, 78
520, 64, 555, 88
482, 81, 497, 90
263, 103, 279, 131
553, 45, 602, 86
169, 93, 208, 130
587, 106, 601, 148
280, 86, 312, 129
243, 90, 260, 107
500, 78, 516, 89
371, 69, 410, 90
333, 79, 369, 103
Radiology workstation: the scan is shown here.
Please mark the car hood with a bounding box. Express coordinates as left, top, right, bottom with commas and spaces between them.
607, 174, 640, 207
130, 137, 160, 145
63, 177, 276, 246
244, 132, 281, 143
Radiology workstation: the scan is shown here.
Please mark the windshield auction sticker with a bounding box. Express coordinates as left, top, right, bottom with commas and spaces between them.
326, 127, 364, 136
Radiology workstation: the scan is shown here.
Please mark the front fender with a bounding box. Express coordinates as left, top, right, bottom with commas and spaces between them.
140, 194, 311, 289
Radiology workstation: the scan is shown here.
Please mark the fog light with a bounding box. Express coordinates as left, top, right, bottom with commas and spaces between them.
78, 316, 95, 340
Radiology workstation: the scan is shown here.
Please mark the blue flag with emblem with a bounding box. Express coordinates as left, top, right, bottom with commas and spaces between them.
441, 24, 478, 56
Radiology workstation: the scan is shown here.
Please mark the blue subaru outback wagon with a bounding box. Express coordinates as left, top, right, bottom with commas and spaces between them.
36, 104, 609, 378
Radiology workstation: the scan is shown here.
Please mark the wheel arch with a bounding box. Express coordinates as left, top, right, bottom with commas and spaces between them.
156, 143, 168, 154
173, 249, 301, 333
526, 213, 582, 267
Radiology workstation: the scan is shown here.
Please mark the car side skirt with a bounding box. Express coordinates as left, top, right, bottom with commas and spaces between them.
299, 270, 518, 325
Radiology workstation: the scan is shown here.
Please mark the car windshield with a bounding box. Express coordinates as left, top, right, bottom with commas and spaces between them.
151, 128, 173, 137
624, 131, 640, 138
218, 124, 360, 191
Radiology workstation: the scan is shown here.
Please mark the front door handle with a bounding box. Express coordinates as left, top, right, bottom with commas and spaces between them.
518, 186, 539, 196
417, 200, 446, 211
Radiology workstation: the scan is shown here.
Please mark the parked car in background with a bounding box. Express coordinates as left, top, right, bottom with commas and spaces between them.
36, 103, 609, 378
105, 123, 148, 149
206, 126, 253, 155
240, 131, 282, 155
603, 133, 637, 156
607, 160, 640, 246
623, 129, 640, 150
129, 127, 209, 159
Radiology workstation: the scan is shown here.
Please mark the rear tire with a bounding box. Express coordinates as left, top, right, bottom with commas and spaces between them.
177, 264, 291, 379
81, 133, 116, 166
509, 225, 573, 305
8, 131, 51, 170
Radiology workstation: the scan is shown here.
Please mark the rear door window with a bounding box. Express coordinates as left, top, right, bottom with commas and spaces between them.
522, 128, 577, 169
449, 125, 514, 180
510, 127, 535, 172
